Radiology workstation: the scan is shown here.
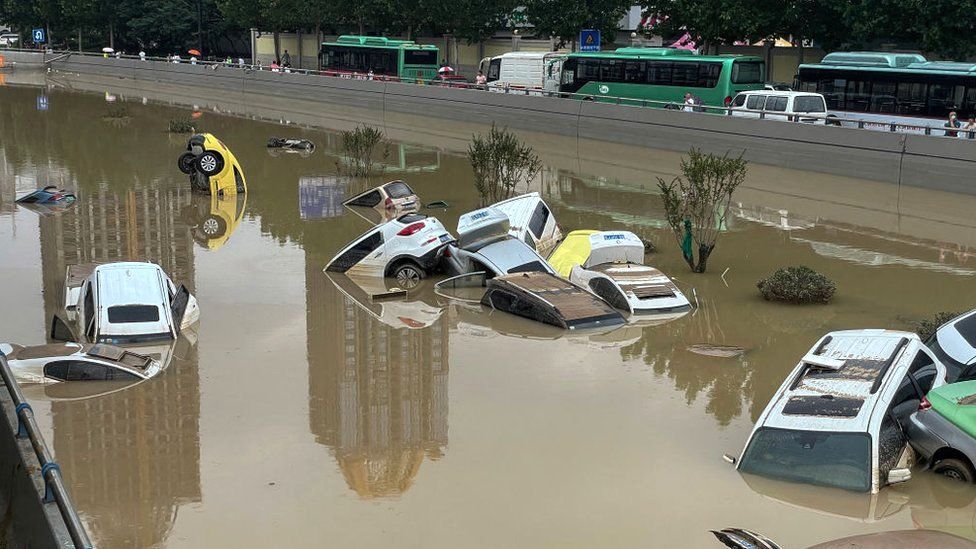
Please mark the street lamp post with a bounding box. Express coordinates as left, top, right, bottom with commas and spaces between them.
513, 29, 520, 53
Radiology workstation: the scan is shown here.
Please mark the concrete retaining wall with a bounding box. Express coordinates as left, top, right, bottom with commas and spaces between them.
0, 390, 73, 548
37, 52, 976, 195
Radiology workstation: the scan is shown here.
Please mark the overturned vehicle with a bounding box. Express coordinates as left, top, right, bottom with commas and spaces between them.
177, 133, 247, 195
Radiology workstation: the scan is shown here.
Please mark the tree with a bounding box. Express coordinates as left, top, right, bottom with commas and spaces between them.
468, 124, 542, 205
524, 0, 632, 48
657, 149, 747, 273
641, 0, 782, 51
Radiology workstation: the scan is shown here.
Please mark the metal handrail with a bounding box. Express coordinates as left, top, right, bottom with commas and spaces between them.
21, 48, 975, 138
0, 353, 93, 549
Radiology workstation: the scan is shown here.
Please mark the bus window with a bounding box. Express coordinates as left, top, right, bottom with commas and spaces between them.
731, 61, 764, 84
871, 81, 897, 113
846, 80, 870, 112
578, 59, 600, 81
646, 61, 673, 85
487, 58, 501, 82
404, 50, 437, 66
600, 59, 625, 82
624, 60, 645, 82
927, 83, 960, 116
672, 62, 699, 87
561, 59, 577, 86
698, 63, 721, 88
896, 82, 927, 115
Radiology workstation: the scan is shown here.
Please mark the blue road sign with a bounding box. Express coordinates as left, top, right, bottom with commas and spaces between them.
32, 28, 46, 44
580, 29, 600, 52
36, 94, 48, 111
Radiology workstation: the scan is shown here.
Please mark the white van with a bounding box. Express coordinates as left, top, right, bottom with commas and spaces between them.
729, 90, 828, 124
479, 52, 566, 93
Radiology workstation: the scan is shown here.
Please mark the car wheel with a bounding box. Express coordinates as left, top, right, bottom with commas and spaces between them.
196, 151, 225, 176
933, 458, 976, 483
392, 262, 425, 290
200, 214, 227, 238
178, 152, 197, 174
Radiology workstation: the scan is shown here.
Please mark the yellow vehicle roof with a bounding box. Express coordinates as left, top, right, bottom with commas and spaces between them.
548, 230, 598, 277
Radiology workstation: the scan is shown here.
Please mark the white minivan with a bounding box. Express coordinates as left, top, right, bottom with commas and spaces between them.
730, 91, 828, 124
479, 52, 566, 93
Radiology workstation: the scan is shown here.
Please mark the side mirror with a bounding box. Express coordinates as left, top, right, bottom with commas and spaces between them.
722, 454, 737, 465
50, 314, 76, 342
888, 468, 912, 485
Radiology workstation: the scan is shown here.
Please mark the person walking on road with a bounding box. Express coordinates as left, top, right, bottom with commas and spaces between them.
945, 111, 962, 137
281, 50, 291, 68
683, 92, 695, 112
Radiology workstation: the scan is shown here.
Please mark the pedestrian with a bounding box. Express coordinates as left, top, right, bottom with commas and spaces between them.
138, 50, 146, 61
683, 92, 695, 112
238, 57, 245, 68
270, 59, 280, 72
965, 117, 976, 137
281, 50, 291, 67
114, 50, 122, 59
945, 111, 962, 137
190, 55, 197, 65
475, 70, 487, 88
367, 69, 374, 80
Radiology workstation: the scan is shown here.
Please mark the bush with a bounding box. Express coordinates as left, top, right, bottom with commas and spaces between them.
916, 311, 959, 341
468, 123, 541, 205
757, 266, 836, 304
168, 117, 194, 133
340, 124, 387, 176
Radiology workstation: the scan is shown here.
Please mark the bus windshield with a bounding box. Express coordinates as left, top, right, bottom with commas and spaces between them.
732, 61, 764, 84
404, 50, 437, 66
739, 427, 872, 492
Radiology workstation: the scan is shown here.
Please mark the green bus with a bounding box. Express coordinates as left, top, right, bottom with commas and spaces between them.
557, 48, 766, 106
320, 35, 439, 81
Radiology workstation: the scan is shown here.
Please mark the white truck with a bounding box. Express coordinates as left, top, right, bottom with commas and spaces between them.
478, 52, 566, 94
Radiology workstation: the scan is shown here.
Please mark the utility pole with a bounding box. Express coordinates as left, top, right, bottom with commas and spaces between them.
197, 0, 204, 55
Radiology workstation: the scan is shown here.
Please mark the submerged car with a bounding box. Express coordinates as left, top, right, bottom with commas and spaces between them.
15, 185, 76, 205
326, 272, 444, 330
177, 133, 246, 196
928, 309, 976, 382
490, 192, 562, 257
324, 213, 452, 288
56, 262, 200, 344
184, 192, 246, 250
732, 329, 946, 493
442, 207, 554, 278
481, 272, 625, 330
906, 380, 976, 483
0, 342, 163, 384
343, 180, 419, 215
548, 230, 690, 317
267, 136, 315, 154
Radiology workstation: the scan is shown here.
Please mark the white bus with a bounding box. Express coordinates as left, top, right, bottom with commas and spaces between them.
478, 52, 566, 94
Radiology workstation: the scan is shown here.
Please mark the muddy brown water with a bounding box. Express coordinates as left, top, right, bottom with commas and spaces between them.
3, 81, 976, 548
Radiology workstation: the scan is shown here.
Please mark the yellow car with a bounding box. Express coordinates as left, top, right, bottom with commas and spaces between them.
177, 133, 246, 195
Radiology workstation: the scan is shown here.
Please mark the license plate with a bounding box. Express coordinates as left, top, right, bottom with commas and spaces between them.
439, 234, 451, 243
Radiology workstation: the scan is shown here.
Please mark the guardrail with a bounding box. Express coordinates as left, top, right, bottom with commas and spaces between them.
13, 47, 974, 139
0, 353, 93, 549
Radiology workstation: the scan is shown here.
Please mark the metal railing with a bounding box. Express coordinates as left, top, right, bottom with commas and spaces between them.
10, 47, 975, 139
0, 353, 93, 549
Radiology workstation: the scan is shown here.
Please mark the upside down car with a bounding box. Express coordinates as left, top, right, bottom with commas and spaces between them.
178, 133, 247, 196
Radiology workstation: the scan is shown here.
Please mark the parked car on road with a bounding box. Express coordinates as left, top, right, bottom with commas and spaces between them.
927, 309, 976, 382
55, 262, 200, 345
732, 329, 946, 493
729, 90, 828, 124
324, 213, 453, 288
906, 380, 976, 483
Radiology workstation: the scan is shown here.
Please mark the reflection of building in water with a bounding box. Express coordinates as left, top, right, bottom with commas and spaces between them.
299, 176, 349, 220
35, 181, 201, 546
307, 258, 449, 498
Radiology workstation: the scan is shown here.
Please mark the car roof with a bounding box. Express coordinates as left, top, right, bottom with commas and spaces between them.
736, 90, 823, 98
936, 309, 976, 366
94, 263, 169, 308
760, 330, 918, 433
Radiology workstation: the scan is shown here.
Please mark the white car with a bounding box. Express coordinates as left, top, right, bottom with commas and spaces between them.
490, 192, 562, 257
731, 329, 947, 493
441, 206, 554, 278
56, 262, 200, 345
927, 308, 976, 382
548, 230, 690, 318
0, 342, 163, 384
324, 213, 453, 288
729, 90, 828, 124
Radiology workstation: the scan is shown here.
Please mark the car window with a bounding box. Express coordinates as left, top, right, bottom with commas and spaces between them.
908, 349, 938, 394
746, 95, 766, 110
528, 202, 550, 239
508, 261, 547, 274
107, 305, 160, 324
43, 360, 140, 381
768, 97, 788, 112
83, 285, 95, 338
346, 190, 382, 208
384, 181, 414, 199
739, 427, 872, 492
793, 96, 826, 113
732, 94, 746, 107
398, 213, 426, 224
329, 231, 384, 272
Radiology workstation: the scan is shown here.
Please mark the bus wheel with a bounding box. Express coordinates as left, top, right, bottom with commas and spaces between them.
582, 96, 594, 101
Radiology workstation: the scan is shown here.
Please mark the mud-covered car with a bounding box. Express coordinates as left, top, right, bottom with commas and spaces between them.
906, 380, 976, 483
177, 133, 246, 196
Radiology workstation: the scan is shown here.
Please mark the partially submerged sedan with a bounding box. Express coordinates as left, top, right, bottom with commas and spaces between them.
481, 272, 625, 330
0, 342, 162, 384
906, 380, 976, 483
343, 180, 419, 215
442, 207, 554, 278
548, 230, 690, 317
57, 262, 200, 344
324, 213, 453, 288
732, 329, 946, 493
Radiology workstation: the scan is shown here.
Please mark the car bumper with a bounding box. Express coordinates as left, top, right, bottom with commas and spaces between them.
906, 409, 953, 462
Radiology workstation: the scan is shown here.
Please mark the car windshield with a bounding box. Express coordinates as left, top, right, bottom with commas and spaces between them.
739, 427, 872, 492
385, 182, 414, 199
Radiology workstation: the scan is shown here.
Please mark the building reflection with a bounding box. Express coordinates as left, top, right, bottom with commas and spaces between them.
35, 181, 201, 547
307, 257, 449, 498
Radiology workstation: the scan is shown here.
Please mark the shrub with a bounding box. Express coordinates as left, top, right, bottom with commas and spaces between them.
340, 124, 387, 176
757, 266, 836, 304
168, 117, 194, 133
468, 123, 542, 205
658, 149, 748, 273
916, 311, 959, 341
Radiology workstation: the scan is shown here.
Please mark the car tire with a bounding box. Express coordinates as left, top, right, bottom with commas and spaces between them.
196, 151, 225, 176
933, 458, 976, 483
178, 152, 197, 174
391, 262, 425, 290
200, 214, 227, 238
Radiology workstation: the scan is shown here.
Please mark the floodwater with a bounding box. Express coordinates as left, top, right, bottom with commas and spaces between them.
3, 77, 976, 549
